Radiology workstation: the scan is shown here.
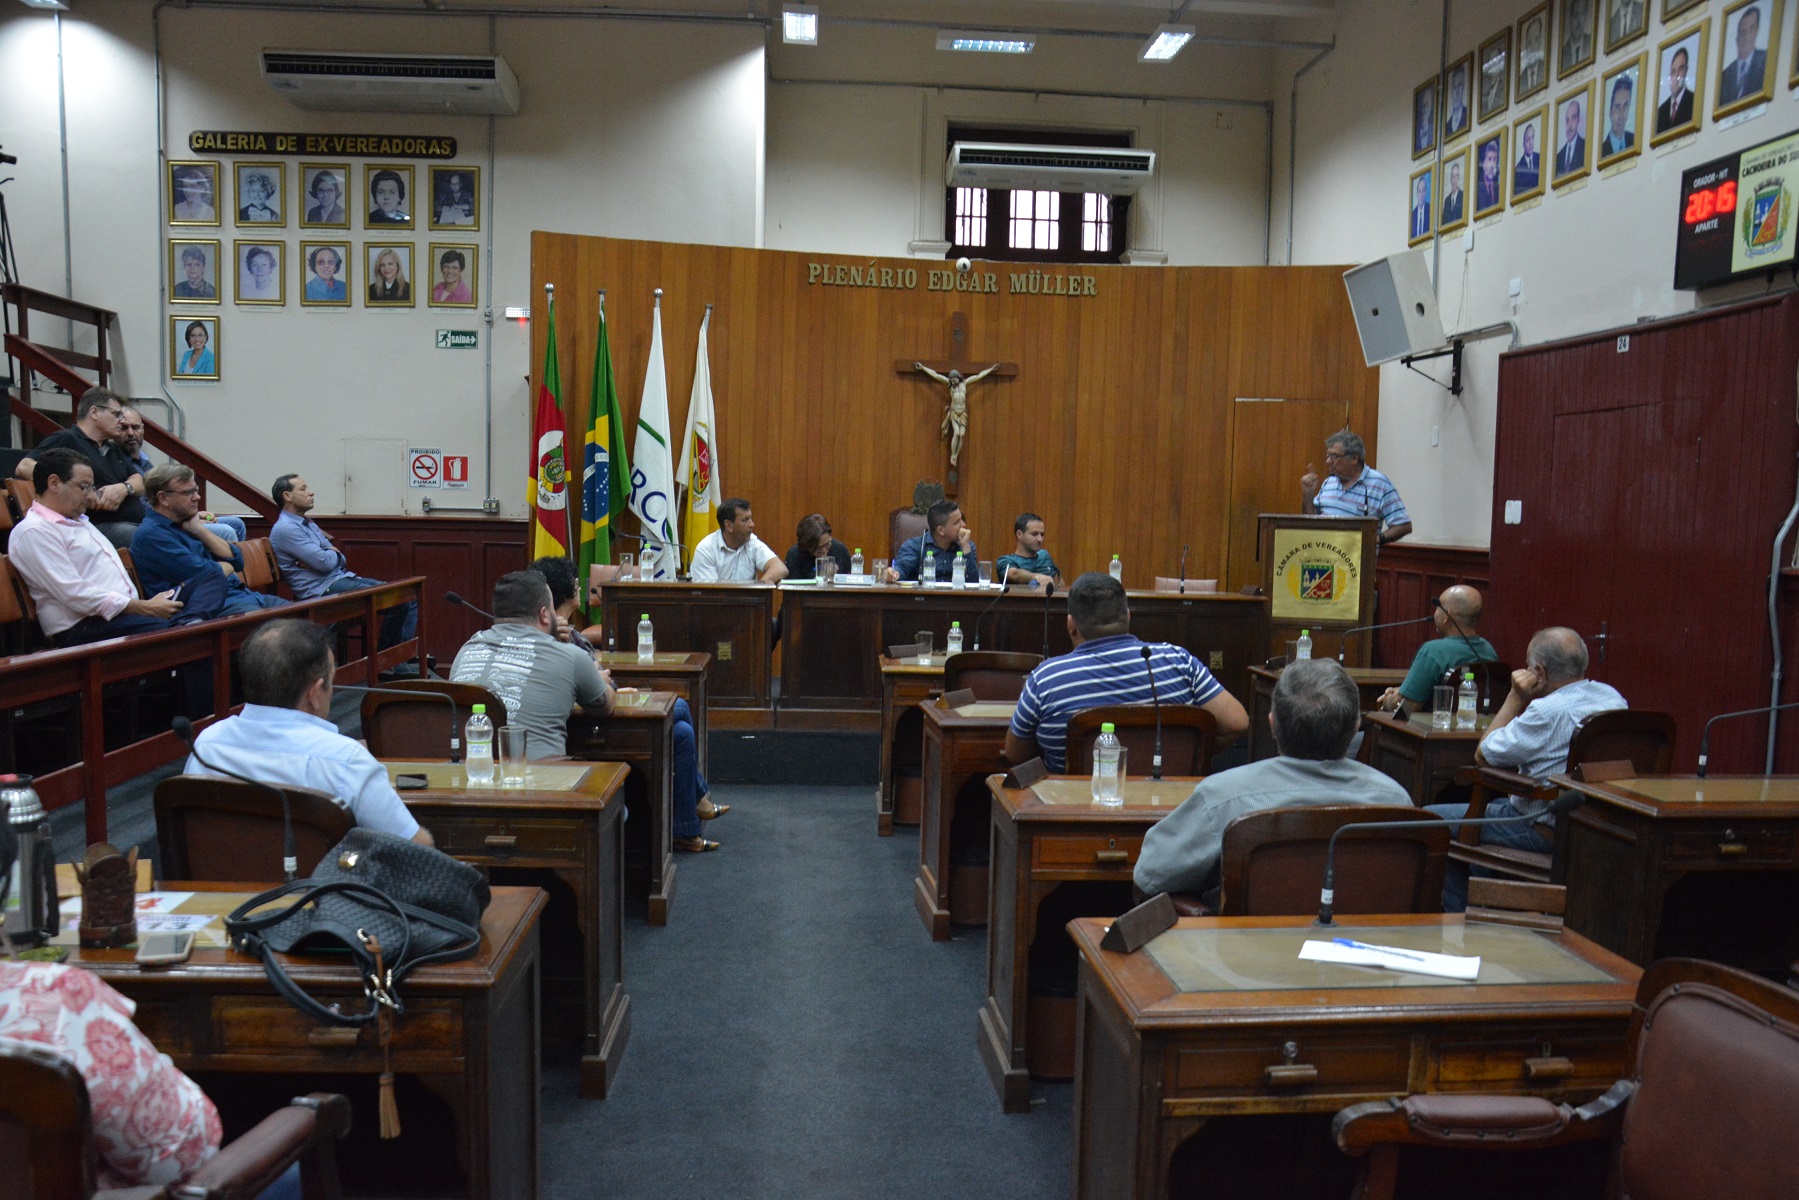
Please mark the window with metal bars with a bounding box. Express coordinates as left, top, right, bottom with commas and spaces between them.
943, 125, 1131, 265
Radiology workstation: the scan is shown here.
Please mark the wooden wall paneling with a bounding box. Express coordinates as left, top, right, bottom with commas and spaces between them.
1370, 544, 1491, 667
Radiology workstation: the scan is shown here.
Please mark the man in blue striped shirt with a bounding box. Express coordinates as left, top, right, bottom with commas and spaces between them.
1005, 573, 1249, 771
1300, 429, 1412, 544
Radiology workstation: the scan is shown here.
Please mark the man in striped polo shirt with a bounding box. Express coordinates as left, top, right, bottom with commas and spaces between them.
1299, 429, 1412, 545
1005, 573, 1249, 771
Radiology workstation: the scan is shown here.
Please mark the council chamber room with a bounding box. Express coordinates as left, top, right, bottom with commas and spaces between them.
3, 0, 1799, 1198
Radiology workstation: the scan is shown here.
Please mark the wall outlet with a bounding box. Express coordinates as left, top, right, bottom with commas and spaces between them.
1431, 424, 1440, 447
1504, 500, 1523, 525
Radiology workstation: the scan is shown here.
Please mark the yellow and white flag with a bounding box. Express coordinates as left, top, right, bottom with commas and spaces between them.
677, 307, 720, 572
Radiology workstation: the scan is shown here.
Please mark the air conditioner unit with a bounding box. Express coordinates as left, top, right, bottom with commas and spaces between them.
261, 51, 520, 115
945, 142, 1155, 194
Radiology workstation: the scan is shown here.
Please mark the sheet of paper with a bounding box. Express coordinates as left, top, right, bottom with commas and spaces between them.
1299, 938, 1482, 981
139, 913, 217, 933
134, 891, 194, 914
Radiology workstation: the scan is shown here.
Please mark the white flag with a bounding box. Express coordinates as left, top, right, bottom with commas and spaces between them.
628, 296, 680, 580
677, 308, 720, 574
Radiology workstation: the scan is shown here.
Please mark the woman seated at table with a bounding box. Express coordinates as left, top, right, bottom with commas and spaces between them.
783, 513, 853, 580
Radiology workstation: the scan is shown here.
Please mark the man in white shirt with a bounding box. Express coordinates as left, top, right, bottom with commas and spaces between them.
687, 498, 788, 583
188, 619, 430, 843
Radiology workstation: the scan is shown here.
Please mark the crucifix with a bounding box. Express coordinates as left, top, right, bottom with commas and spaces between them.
894, 311, 1017, 496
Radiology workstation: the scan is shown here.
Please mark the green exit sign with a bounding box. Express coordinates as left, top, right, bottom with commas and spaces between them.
436, 330, 478, 349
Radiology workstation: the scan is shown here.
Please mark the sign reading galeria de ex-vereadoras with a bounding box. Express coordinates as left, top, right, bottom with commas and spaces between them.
1269, 528, 1363, 623
189, 131, 458, 158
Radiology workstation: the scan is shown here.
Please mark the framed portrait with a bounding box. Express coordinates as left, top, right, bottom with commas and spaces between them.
427, 243, 479, 308
299, 241, 351, 307
1604, 0, 1648, 55
300, 163, 351, 229
1438, 147, 1470, 236
167, 239, 220, 304
1517, 4, 1553, 101
1442, 53, 1474, 143
168, 160, 221, 227
170, 316, 219, 382
1479, 29, 1512, 123
366, 243, 416, 308
1662, 0, 1706, 20
1652, 20, 1709, 146
1407, 166, 1435, 247
234, 162, 285, 228
1597, 55, 1647, 170
1473, 129, 1509, 220
428, 166, 480, 230
1412, 75, 1440, 159
365, 164, 415, 230
233, 241, 285, 306
1558, 0, 1598, 80
1715, 0, 1780, 119
1511, 106, 1549, 204
1552, 81, 1594, 188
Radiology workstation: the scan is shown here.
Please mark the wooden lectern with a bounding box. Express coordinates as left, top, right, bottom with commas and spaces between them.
1256, 514, 1379, 666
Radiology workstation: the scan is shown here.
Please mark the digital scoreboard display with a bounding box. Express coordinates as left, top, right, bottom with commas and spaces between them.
1676, 129, 1799, 290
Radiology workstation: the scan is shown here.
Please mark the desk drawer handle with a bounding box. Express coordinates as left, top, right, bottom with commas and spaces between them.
484, 835, 518, 849
1094, 849, 1131, 864
1265, 1064, 1319, 1085
308, 1027, 361, 1048
1524, 1055, 1574, 1080
1717, 837, 1748, 855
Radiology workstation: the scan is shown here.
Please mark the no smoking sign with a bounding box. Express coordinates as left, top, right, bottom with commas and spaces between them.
407, 447, 442, 489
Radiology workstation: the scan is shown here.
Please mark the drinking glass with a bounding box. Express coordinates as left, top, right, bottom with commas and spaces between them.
916, 630, 934, 665
979, 560, 994, 586
816, 556, 836, 586
619, 552, 635, 581
499, 727, 529, 787
1432, 685, 1456, 730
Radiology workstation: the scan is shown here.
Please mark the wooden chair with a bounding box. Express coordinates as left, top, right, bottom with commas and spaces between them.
3, 479, 34, 522
1451, 708, 1677, 884
1153, 577, 1217, 593
942, 650, 1040, 701
0, 1040, 350, 1200
1216, 805, 1449, 917
888, 505, 927, 562
1067, 704, 1218, 776
233, 537, 279, 592
112, 547, 145, 599
1333, 958, 1799, 1200
0, 554, 35, 653
154, 775, 354, 882
360, 679, 506, 760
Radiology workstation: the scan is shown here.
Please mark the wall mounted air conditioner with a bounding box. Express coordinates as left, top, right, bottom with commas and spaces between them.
945, 142, 1156, 194
261, 51, 520, 115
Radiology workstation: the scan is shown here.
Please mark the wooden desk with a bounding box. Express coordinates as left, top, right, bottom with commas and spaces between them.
1555, 773, 1799, 974
1359, 709, 1490, 806
570, 691, 680, 925
1248, 664, 1406, 761
1069, 913, 1640, 1200
878, 652, 945, 835
599, 650, 711, 775
390, 759, 630, 1100
596, 581, 774, 711
916, 697, 1015, 940
981, 775, 1199, 1112
68, 884, 544, 1200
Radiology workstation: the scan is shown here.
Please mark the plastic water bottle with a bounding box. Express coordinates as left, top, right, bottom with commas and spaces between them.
946, 621, 964, 656
637, 613, 655, 661
922, 548, 935, 585
1296, 629, 1312, 660
952, 549, 966, 589
1108, 554, 1123, 583
465, 705, 494, 785
1091, 723, 1123, 806
851, 547, 864, 575
1456, 669, 1479, 729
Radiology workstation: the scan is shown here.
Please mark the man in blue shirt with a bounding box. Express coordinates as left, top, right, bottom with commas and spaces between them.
268, 473, 417, 656
886, 498, 981, 585
115, 407, 247, 542
995, 512, 1062, 589
1299, 429, 1412, 544
1005, 573, 1249, 771
130, 464, 291, 617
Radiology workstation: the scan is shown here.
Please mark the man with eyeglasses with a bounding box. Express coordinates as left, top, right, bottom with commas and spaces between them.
112, 406, 248, 543
130, 463, 292, 617
1299, 428, 1413, 545
12, 387, 148, 549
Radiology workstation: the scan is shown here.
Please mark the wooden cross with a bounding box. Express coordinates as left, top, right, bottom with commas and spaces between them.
894, 311, 1018, 496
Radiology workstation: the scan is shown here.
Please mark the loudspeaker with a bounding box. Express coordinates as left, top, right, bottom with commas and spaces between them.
1342, 249, 1447, 366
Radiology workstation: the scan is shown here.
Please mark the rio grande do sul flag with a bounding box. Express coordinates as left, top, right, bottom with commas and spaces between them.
677, 307, 719, 573
530, 286, 570, 559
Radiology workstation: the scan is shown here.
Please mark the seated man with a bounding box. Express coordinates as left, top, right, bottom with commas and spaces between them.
1134, 659, 1411, 904
269, 473, 418, 657
1428, 626, 1625, 911
688, 497, 787, 583
115, 406, 246, 541
1005, 572, 1249, 771
783, 512, 852, 580
886, 498, 982, 585
1376, 584, 1497, 714
187, 619, 430, 843
131, 464, 291, 617
14, 386, 147, 549
994, 511, 1061, 589
7, 448, 188, 646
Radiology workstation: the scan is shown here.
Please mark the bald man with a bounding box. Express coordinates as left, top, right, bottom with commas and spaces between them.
1378, 585, 1498, 715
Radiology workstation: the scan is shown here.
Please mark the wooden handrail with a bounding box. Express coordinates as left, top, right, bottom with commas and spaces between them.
0, 576, 426, 842
4, 337, 91, 415
2, 283, 117, 331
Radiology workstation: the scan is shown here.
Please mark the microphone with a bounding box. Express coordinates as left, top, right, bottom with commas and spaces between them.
971, 579, 1011, 651
173, 716, 299, 882
333, 684, 463, 764
1040, 580, 1056, 660
1697, 700, 1799, 777
612, 528, 685, 578
1177, 544, 1189, 595
445, 590, 500, 623
1336, 613, 1435, 662
1315, 791, 1584, 926
1140, 645, 1164, 780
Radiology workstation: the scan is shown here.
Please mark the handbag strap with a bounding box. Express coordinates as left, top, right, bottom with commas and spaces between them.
227, 880, 414, 1026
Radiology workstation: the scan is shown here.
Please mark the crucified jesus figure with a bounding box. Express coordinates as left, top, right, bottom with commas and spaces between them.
914, 361, 998, 467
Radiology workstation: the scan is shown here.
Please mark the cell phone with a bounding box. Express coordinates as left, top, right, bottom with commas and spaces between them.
135, 931, 195, 966
395, 773, 429, 790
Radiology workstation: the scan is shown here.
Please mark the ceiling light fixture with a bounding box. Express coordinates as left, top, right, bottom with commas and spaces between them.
1139, 24, 1194, 62
19, 0, 72, 10
782, 5, 819, 47
936, 31, 1035, 54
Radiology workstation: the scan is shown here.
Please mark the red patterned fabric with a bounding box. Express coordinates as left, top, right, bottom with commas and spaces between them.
0, 960, 221, 1188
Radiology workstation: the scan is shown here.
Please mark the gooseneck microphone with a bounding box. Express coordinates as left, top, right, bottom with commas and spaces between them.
333, 684, 463, 763
1335, 613, 1435, 663
445, 590, 500, 623
1315, 791, 1583, 926
971, 579, 1011, 651
1140, 645, 1165, 780
173, 716, 299, 881
1177, 544, 1189, 595
1697, 700, 1799, 777
1040, 580, 1056, 660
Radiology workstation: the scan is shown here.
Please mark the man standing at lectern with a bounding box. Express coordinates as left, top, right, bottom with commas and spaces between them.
1300, 429, 1412, 544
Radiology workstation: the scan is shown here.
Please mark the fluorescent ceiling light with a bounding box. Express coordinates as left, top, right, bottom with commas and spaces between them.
1139, 24, 1195, 62
782, 5, 818, 46
19, 0, 71, 10
936, 31, 1035, 54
